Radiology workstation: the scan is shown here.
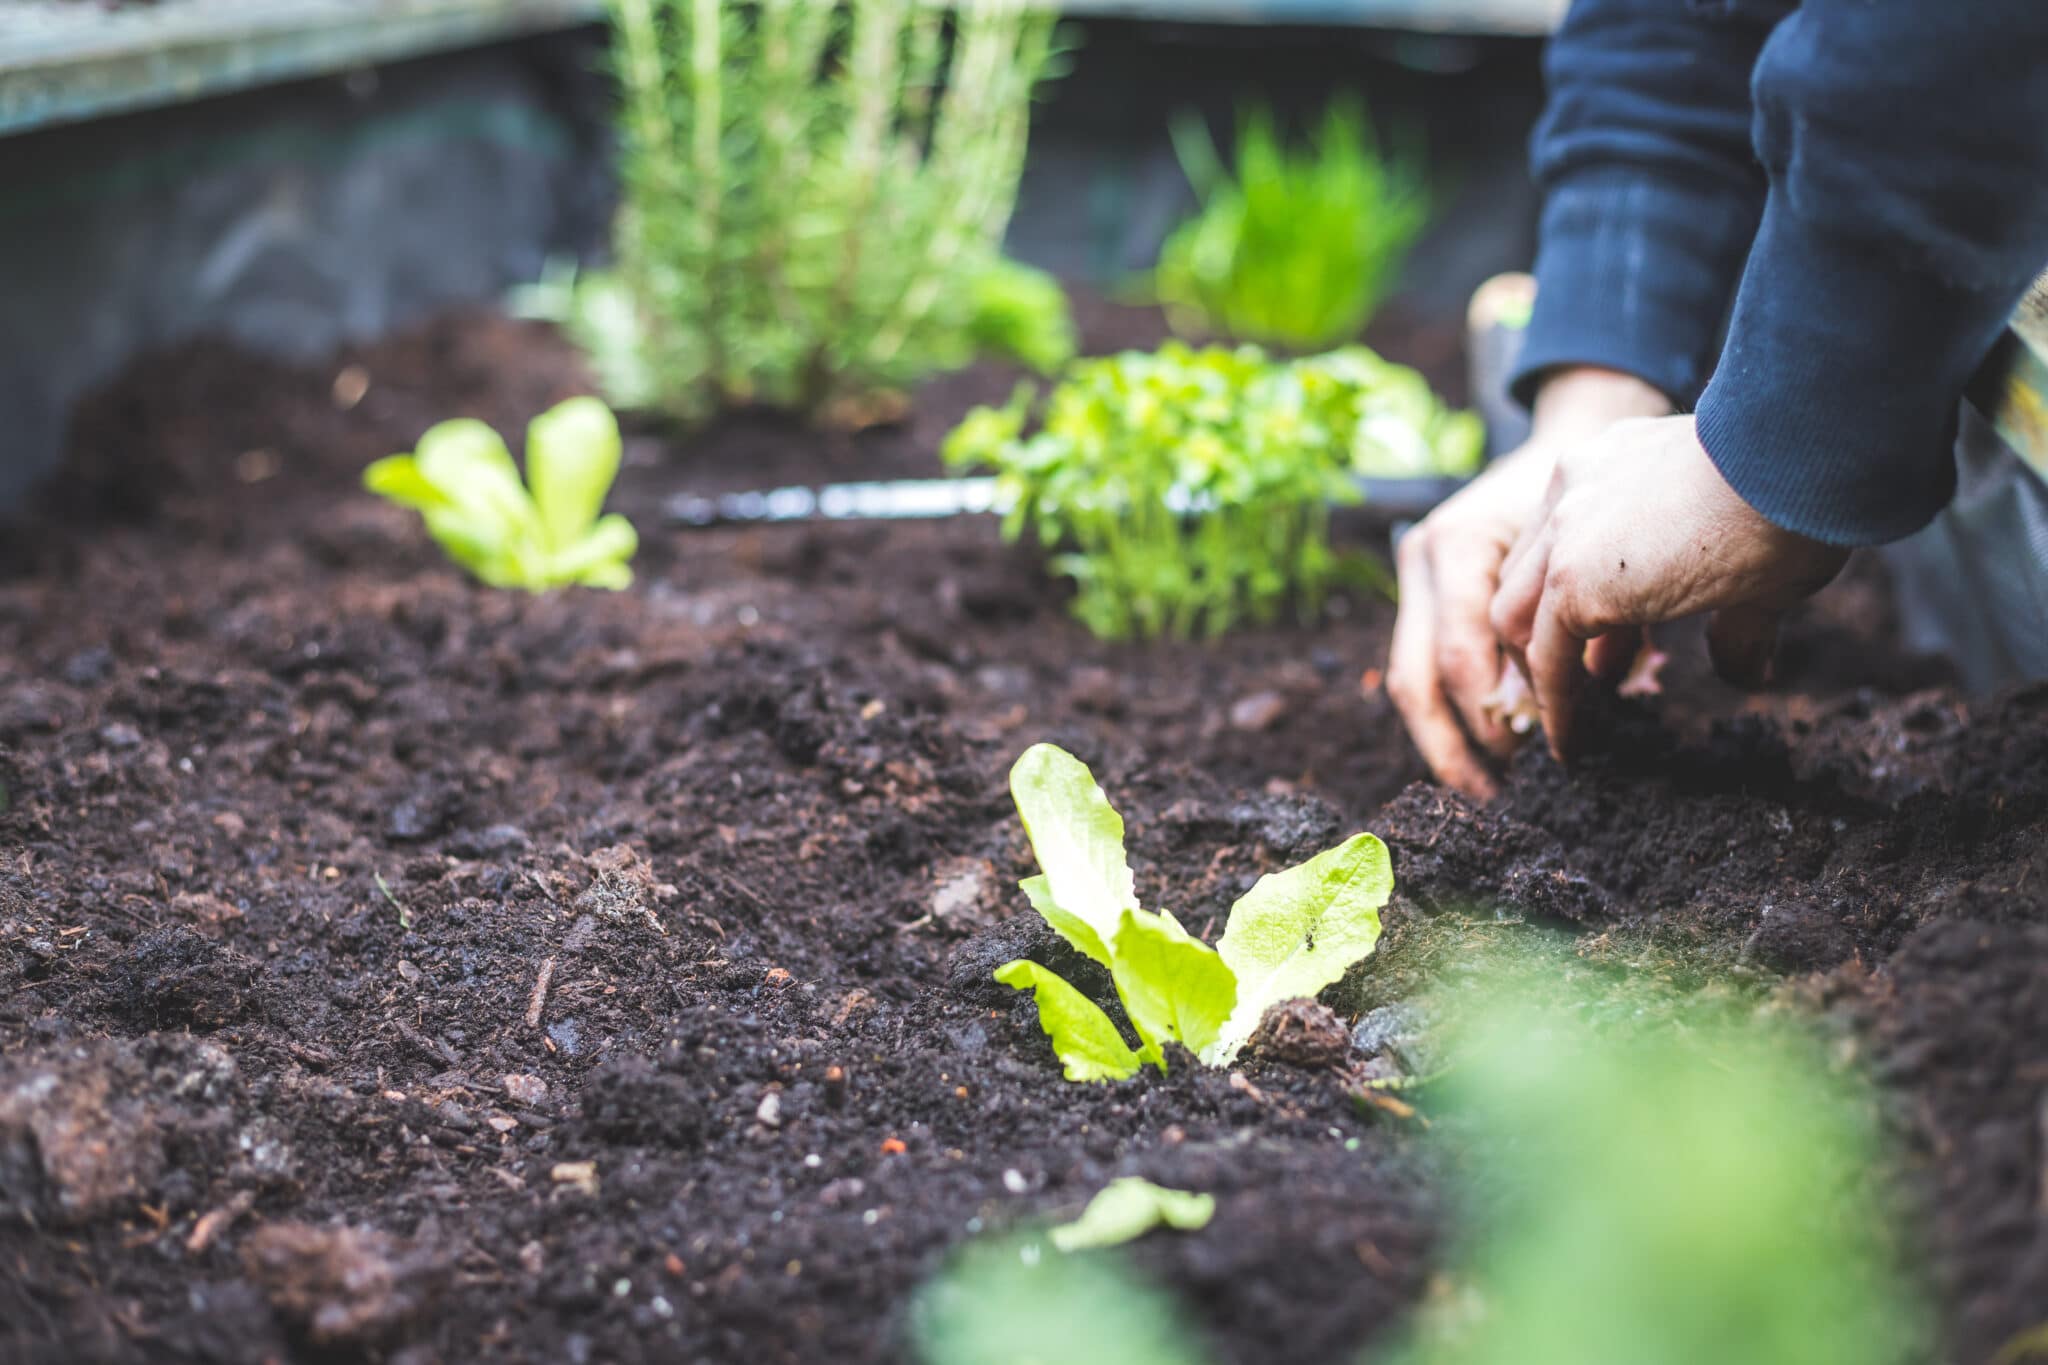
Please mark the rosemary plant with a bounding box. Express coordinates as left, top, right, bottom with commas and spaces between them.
607, 0, 1063, 424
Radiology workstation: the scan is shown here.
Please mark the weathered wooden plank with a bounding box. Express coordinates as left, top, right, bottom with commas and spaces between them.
1047, 0, 1560, 32
0, 0, 1560, 139
0, 0, 605, 136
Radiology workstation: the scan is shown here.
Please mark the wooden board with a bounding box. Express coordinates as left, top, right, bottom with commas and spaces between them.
0, 0, 604, 136
0, 0, 1559, 138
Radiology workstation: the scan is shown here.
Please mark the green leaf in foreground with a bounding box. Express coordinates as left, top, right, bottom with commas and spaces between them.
911, 1233, 1213, 1365
364, 397, 637, 592
1385, 985, 1930, 1365
1206, 833, 1393, 1064
1049, 1177, 1217, 1253
994, 960, 1147, 1082
920, 965, 1925, 1365
1110, 909, 1236, 1060
1009, 744, 1140, 953
993, 743, 1386, 1082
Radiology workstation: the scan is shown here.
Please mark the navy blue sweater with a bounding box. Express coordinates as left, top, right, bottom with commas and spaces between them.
1511, 0, 2048, 545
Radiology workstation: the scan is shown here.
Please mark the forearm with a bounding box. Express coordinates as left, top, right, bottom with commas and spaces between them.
1528, 366, 1673, 443
1694, 0, 2048, 546
1512, 0, 1778, 411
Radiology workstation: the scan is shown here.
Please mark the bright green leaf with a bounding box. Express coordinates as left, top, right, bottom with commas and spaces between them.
1048, 1177, 1216, 1253
361, 455, 454, 513
994, 960, 1148, 1082
412, 419, 539, 542
527, 396, 623, 553
1110, 908, 1236, 1060
1207, 832, 1391, 1064
544, 512, 640, 589
1021, 874, 1110, 968
911, 1232, 1213, 1365
1009, 745, 1138, 950
364, 399, 637, 593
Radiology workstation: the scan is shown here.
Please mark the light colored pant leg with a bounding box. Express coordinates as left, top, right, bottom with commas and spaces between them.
1879, 407, 2048, 692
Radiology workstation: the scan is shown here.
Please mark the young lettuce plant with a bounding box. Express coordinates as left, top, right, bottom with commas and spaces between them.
994, 744, 1391, 1081
363, 397, 638, 591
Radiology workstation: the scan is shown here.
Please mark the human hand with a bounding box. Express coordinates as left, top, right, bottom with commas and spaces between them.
1489, 413, 1848, 762
1385, 367, 1672, 798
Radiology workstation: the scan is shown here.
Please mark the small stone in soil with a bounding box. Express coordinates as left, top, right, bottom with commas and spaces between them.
502, 1073, 548, 1107
1349, 1003, 1433, 1072
550, 1161, 599, 1195
1229, 690, 1290, 732
384, 789, 459, 843
98, 722, 143, 750
928, 856, 1001, 927
62, 646, 114, 686
447, 824, 530, 858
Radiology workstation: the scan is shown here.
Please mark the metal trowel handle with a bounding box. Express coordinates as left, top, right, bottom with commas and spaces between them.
664, 477, 1009, 527
664, 473, 1466, 530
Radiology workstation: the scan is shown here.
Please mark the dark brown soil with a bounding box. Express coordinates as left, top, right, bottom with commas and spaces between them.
0, 299, 2042, 1365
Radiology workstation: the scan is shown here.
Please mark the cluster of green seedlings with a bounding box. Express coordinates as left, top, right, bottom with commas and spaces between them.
945, 344, 1481, 640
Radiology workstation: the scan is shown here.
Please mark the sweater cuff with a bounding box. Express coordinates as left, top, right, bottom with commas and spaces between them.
1511, 166, 1761, 411
1694, 196, 2007, 546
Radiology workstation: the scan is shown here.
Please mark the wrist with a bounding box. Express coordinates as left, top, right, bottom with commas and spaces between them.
1529, 366, 1674, 441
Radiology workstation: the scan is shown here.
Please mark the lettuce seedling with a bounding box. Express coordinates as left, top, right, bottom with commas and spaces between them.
994, 744, 1391, 1081
363, 397, 638, 591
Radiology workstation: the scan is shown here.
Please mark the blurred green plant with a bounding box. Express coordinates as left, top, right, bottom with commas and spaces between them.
968, 257, 1079, 377
509, 261, 658, 411
363, 397, 638, 591
943, 341, 1481, 639
593, 0, 1064, 425
1153, 101, 1428, 351
912, 1232, 1211, 1365
1387, 994, 1929, 1365
911, 963, 1927, 1365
